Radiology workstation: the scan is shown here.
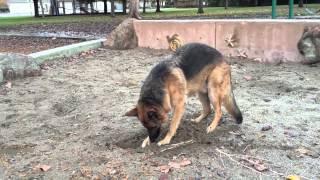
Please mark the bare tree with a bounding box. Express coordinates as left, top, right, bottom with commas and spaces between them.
299, 0, 303, 8
33, 0, 40, 16
224, 0, 228, 9
197, 0, 204, 14
129, 0, 141, 19
156, 0, 160, 12
111, 0, 115, 16
143, 0, 146, 13
39, 0, 45, 17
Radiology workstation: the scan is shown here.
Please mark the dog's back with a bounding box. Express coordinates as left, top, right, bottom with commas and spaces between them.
174, 43, 224, 80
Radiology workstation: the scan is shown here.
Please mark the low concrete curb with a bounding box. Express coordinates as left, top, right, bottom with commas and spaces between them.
29, 38, 106, 64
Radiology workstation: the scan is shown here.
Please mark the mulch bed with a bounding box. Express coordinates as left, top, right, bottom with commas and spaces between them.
0, 35, 84, 54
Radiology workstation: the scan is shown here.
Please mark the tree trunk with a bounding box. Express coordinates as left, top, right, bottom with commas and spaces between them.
299, 0, 303, 8
72, 0, 76, 14
90, 1, 94, 13
197, 0, 204, 14
103, 0, 107, 14
33, 0, 40, 17
156, 0, 160, 12
39, 0, 45, 17
123, 0, 126, 14
111, 0, 115, 16
224, 0, 228, 9
143, 0, 146, 13
129, 0, 141, 19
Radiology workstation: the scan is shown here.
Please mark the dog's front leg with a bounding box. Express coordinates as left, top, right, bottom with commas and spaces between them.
141, 136, 150, 148
157, 100, 185, 146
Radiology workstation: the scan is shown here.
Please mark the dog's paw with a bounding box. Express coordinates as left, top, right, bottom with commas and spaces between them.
141, 136, 150, 148
206, 124, 217, 134
157, 138, 171, 146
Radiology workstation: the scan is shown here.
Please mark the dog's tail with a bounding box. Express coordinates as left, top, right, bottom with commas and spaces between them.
223, 72, 243, 124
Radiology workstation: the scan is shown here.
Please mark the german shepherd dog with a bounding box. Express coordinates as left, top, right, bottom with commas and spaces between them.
125, 43, 243, 148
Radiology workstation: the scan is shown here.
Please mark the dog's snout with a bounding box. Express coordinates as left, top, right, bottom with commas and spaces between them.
148, 127, 161, 142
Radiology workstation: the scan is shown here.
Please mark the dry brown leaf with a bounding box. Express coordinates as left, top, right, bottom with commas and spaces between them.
92, 175, 101, 180
286, 175, 301, 180
80, 166, 92, 177
35, 164, 51, 172
241, 158, 268, 172
295, 147, 311, 155
5, 81, 12, 89
159, 165, 170, 173
243, 75, 252, 81
159, 173, 169, 180
179, 159, 192, 167
253, 163, 269, 172
168, 161, 181, 169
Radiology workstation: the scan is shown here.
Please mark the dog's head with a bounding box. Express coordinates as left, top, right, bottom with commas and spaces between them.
125, 102, 167, 142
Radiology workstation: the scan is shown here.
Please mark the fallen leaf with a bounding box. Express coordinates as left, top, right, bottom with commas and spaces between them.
295, 147, 311, 156
5, 82, 12, 89
286, 175, 301, 180
253, 57, 263, 62
179, 159, 192, 167
253, 163, 268, 172
243, 75, 252, 81
168, 161, 180, 169
92, 175, 101, 180
241, 157, 268, 172
80, 166, 92, 177
35, 164, 51, 172
159, 173, 169, 180
257, 133, 266, 138
159, 165, 170, 173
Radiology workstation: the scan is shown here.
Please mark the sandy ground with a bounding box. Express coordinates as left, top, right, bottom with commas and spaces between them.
0, 36, 84, 54
0, 47, 319, 179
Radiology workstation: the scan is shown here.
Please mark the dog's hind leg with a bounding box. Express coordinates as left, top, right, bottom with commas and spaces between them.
191, 92, 211, 123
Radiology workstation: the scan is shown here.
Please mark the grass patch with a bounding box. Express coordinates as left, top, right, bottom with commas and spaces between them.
142, 4, 320, 18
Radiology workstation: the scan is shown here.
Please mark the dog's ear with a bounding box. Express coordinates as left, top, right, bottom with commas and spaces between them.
125, 107, 138, 117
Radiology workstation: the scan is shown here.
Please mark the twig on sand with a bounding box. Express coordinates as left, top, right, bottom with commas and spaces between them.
215, 148, 313, 180
293, 72, 305, 79
242, 144, 251, 153
160, 139, 194, 152
216, 148, 266, 176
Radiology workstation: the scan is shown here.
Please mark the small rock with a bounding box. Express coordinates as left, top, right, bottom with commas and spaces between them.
263, 98, 271, 102
243, 75, 253, 81
261, 125, 272, 131
285, 87, 293, 93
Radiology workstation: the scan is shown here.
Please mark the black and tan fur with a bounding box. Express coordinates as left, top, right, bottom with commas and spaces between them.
125, 43, 243, 147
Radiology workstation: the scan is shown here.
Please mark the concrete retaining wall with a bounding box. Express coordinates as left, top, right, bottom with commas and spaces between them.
133, 19, 320, 63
